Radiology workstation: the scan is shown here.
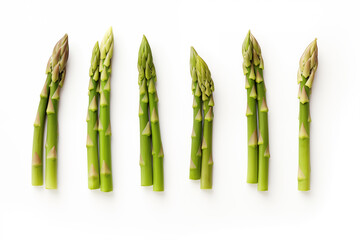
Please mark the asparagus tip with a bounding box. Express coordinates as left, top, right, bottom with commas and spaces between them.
89, 41, 100, 77
190, 46, 198, 68
104, 26, 113, 38
51, 34, 69, 81
100, 27, 114, 53
250, 32, 261, 54
45, 56, 52, 74
141, 34, 149, 47
196, 55, 214, 99
299, 38, 318, 81
242, 31, 252, 61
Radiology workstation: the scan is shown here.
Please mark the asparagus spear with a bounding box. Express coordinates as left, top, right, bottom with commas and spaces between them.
86, 42, 100, 189
45, 34, 69, 189
196, 54, 214, 189
250, 33, 269, 191
99, 27, 114, 192
298, 39, 318, 191
138, 36, 153, 186
189, 47, 203, 180
242, 31, 258, 183
138, 36, 164, 191
32, 57, 52, 186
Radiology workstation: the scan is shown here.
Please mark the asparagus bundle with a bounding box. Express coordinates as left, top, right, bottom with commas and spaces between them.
86, 42, 100, 189
242, 31, 270, 191
98, 27, 114, 192
188, 47, 215, 189
31, 34, 68, 188
297, 39, 318, 191
85, 28, 114, 192
138, 35, 164, 191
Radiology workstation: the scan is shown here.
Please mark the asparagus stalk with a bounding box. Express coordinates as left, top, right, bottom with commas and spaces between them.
250, 33, 270, 191
138, 36, 153, 186
196, 54, 214, 189
98, 27, 114, 192
242, 31, 258, 183
32, 58, 52, 186
86, 42, 100, 189
189, 47, 203, 180
298, 39, 318, 191
45, 34, 69, 189
139, 36, 164, 191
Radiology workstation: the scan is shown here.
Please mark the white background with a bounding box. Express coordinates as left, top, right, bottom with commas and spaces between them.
0, 0, 359, 239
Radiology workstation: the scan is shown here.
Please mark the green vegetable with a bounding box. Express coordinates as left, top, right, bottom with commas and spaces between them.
242, 31, 258, 184
297, 39, 318, 191
31, 58, 52, 186
86, 42, 100, 190
242, 31, 270, 190
138, 35, 164, 191
98, 27, 114, 192
252, 34, 269, 191
188, 48, 215, 189
45, 34, 69, 189
197, 54, 215, 189
189, 47, 202, 180
138, 36, 153, 187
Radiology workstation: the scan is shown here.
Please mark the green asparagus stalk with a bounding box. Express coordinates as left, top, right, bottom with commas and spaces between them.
86, 42, 100, 190
45, 34, 69, 189
99, 27, 114, 192
138, 36, 153, 186
250, 33, 270, 191
242, 31, 258, 183
139, 36, 164, 191
298, 39, 318, 191
189, 47, 203, 180
196, 54, 214, 189
32, 58, 52, 186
